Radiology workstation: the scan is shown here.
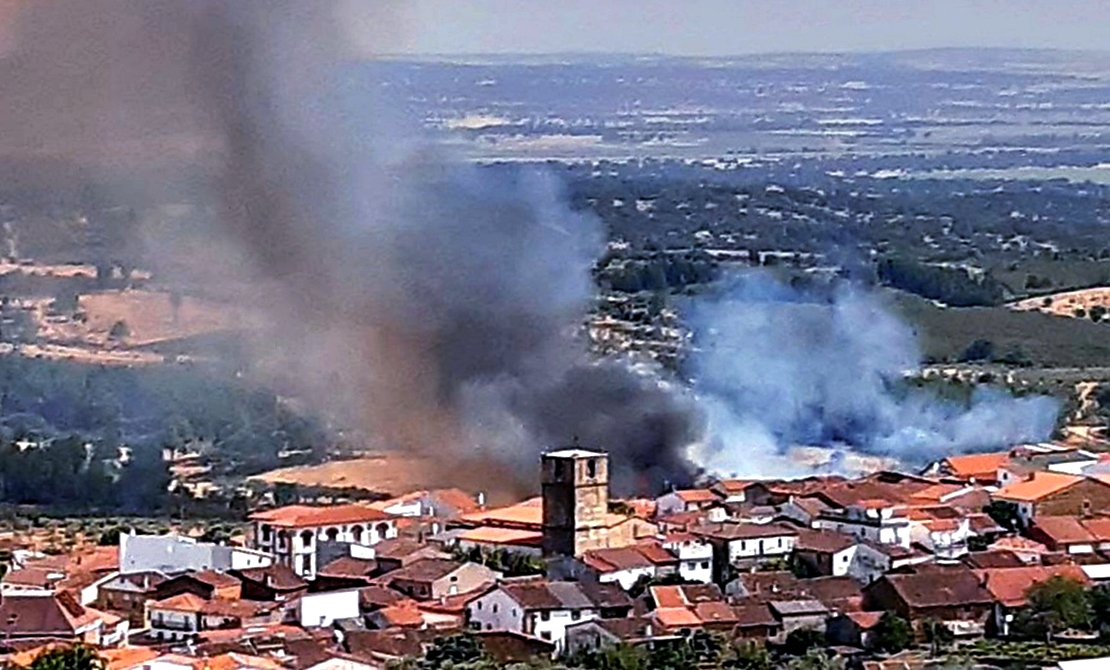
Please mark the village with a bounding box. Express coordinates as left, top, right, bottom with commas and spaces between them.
3, 442, 1110, 669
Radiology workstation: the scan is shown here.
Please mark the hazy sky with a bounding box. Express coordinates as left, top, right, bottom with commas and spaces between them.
346, 0, 1110, 56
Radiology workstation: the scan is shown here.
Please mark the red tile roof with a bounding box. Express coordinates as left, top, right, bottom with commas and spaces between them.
250, 504, 392, 528
993, 472, 1082, 503
671, 489, 721, 504
977, 565, 1090, 608
1031, 516, 1098, 546
943, 452, 1010, 480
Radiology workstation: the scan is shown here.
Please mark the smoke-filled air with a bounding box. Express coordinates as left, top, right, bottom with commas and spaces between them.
0, 1, 1061, 496
686, 274, 1061, 478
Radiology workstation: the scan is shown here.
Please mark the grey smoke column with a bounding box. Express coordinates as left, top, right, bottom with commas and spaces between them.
182, 1, 705, 494
687, 273, 1060, 476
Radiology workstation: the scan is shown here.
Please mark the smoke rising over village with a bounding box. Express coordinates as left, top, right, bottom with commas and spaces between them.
0, 1, 1063, 495
687, 275, 1060, 477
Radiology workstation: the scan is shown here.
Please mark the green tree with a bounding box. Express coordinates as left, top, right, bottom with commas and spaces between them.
721, 640, 771, 670
783, 628, 826, 657
785, 649, 844, 670
108, 320, 130, 340
570, 643, 646, 670
420, 633, 485, 668
1019, 576, 1093, 637
27, 644, 104, 670
872, 612, 913, 653
984, 500, 1020, 531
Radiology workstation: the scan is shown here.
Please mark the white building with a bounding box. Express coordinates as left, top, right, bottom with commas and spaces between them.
467, 578, 631, 653
249, 504, 397, 578
660, 533, 713, 583
298, 589, 361, 628
692, 521, 798, 579
815, 501, 911, 548
120, 532, 272, 575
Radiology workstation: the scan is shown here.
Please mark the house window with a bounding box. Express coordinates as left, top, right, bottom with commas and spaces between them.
492, 604, 499, 613
541, 611, 551, 621
571, 611, 581, 621
700, 561, 709, 569
587, 459, 597, 478
476, 602, 482, 610
540, 631, 552, 641
740, 541, 746, 551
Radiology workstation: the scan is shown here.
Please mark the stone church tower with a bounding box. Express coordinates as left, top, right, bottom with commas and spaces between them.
541, 448, 609, 557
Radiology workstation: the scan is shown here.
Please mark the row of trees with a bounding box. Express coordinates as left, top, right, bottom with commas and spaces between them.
389, 631, 846, 670
877, 257, 1006, 307
0, 355, 328, 512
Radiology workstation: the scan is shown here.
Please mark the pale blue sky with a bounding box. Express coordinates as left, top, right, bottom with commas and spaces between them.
344, 0, 1110, 56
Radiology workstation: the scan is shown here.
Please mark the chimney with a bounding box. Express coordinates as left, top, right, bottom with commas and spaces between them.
477, 492, 486, 509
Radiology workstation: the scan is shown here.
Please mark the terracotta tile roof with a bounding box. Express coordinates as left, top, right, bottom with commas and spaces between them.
733, 601, 778, 628
1080, 517, 1110, 541
359, 584, 407, 610
456, 526, 543, 547
201, 598, 279, 619
657, 510, 714, 529
418, 583, 496, 614
990, 536, 1049, 554
474, 630, 556, 663
634, 541, 680, 566
653, 607, 701, 629
99, 646, 161, 670
649, 585, 688, 609
193, 570, 242, 590
152, 592, 208, 613
0, 593, 102, 636
649, 584, 725, 608
581, 547, 656, 572
909, 483, 965, 503
671, 489, 721, 504
943, 452, 1010, 480
499, 578, 630, 612
993, 472, 1082, 503
795, 529, 856, 554
381, 558, 467, 584
249, 503, 392, 528
963, 550, 1026, 569
692, 521, 798, 541
233, 564, 307, 591
2, 567, 64, 588
459, 497, 543, 529
693, 601, 738, 625
874, 568, 993, 608
318, 556, 377, 580
976, 565, 1090, 607
715, 479, 752, 493
1032, 516, 1098, 546
967, 513, 1006, 535
374, 600, 425, 628
372, 538, 439, 561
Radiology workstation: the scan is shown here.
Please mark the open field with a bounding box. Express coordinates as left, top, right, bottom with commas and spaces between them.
893, 290, 1110, 368
249, 453, 531, 505
74, 289, 245, 347
1010, 286, 1110, 320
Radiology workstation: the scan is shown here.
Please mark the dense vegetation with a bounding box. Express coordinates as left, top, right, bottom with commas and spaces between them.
0, 356, 326, 512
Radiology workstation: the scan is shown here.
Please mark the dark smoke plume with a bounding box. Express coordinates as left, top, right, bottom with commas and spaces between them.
0, 1, 700, 495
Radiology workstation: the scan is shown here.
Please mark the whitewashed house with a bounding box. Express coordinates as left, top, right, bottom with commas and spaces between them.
467, 578, 631, 653
250, 504, 397, 578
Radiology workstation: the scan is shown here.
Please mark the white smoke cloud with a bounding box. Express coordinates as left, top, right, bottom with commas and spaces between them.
687, 272, 1060, 477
